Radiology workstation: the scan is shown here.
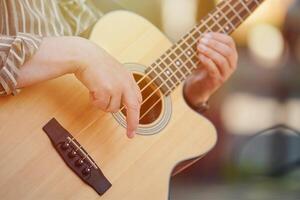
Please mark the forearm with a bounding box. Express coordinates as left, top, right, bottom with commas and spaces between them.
17, 36, 87, 88
184, 70, 211, 105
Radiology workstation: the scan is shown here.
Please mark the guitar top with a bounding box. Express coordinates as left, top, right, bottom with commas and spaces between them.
0, 0, 265, 199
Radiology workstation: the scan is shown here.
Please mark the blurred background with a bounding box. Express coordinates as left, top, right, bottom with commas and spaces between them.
93, 0, 300, 199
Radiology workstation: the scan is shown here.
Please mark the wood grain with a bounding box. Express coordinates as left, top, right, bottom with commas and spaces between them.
0, 11, 217, 200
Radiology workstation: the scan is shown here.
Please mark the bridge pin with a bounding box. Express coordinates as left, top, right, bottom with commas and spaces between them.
75, 159, 84, 167
82, 167, 91, 176
61, 142, 70, 150
68, 150, 77, 158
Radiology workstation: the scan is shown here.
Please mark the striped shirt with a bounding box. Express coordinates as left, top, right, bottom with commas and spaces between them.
0, 0, 102, 96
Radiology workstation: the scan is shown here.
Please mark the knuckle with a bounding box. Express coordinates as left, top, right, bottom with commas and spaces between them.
219, 58, 227, 67
224, 48, 232, 57
127, 101, 140, 110
102, 84, 113, 94
219, 77, 226, 84
92, 101, 105, 110
109, 107, 119, 113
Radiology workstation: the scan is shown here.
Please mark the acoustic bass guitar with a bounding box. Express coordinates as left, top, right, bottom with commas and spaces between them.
0, 0, 265, 199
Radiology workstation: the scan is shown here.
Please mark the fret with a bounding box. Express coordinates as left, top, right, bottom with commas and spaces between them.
167, 46, 190, 82
220, 2, 239, 27
227, 2, 244, 23
169, 52, 176, 60
166, 54, 185, 87
164, 57, 172, 66
178, 38, 198, 72
186, 36, 195, 47
191, 29, 201, 40
173, 50, 187, 78
247, 0, 260, 11
147, 66, 167, 92
209, 13, 225, 33
252, 0, 260, 6
159, 60, 178, 90
198, 24, 207, 34
240, 0, 252, 14
151, 60, 177, 92
213, 10, 226, 26
178, 46, 193, 74
145, 0, 266, 96
203, 19, 214, 32
185, 59, 197, 71
238, 3, 250, 20
174, 47, 182, 56
170, 60, 184, 83
238, 0, 260, 11
216, 5, 235, 33
224, 5, 242, 28
168, 69, 180, 87
169, 64, 184, 82
159, 71, 174, 92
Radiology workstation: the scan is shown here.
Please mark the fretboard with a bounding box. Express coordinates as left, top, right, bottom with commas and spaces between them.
147, 0, 265, 95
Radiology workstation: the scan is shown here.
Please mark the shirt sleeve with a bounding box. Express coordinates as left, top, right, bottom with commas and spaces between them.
58, 0, 102, 36
0, 33, 42, 96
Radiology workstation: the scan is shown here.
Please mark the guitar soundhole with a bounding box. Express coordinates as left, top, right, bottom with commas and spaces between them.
121, 73, 163, 125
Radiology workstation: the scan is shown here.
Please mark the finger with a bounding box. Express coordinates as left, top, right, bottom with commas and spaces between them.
198, 54, 222, 81
197, 43, 230, 78
199, 37, 236, 68
106, 93, 122, 113
135, 84, 143, 104
123, 90, 140, 139
130, 75, 142, 103
203, 32, 236, 49
90, 91, 111, 110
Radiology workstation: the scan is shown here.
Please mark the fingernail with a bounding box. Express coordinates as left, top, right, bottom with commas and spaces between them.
198, 44, 207, 51
127, 131, 135, 139
204, 33, 212, 38
201, 38, 209, 45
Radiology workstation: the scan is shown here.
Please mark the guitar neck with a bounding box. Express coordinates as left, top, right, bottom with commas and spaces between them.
147, 0, 265, 95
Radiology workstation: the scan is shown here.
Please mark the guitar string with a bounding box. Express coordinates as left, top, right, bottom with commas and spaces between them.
73, 0, 252, 145
118, 0, 257, 114
136, 0, 257, 121
138, 0, 259, 121
120, 0, 259, 115
139, 0, 260, 102
67, 0, 238, 159
70, 0, 258, 163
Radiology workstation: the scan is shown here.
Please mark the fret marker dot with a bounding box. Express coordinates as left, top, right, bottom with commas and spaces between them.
165, 70, 171, 75
176, 61, 181, 66
187, 51, 192, 55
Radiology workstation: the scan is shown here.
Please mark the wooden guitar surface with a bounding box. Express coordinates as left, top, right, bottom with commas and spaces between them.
0, 11, 217, 200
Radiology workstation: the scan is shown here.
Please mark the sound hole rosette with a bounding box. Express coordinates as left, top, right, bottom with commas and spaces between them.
112, 63, 172, 136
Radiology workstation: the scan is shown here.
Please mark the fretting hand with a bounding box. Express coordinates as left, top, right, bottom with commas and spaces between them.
185, 32, 238, 106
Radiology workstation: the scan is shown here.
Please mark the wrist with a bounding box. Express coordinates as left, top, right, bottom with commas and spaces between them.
17, 37, 89, 88
183, 87, 210, 113
55, 37, 88, 74
183, 84, 210, 105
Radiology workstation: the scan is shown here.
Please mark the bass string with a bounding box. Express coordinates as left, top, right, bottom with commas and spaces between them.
70, 0, 255, 155
120, 1, 256, 111
135, 0, 256, 120
119, 0, 253, 113
139, 0, 258, 120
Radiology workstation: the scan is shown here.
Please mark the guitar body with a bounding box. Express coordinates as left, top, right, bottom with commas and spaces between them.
0, 11, 216, 200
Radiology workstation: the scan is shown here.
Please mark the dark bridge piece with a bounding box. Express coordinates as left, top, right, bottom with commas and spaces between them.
43, 118, 112, 196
